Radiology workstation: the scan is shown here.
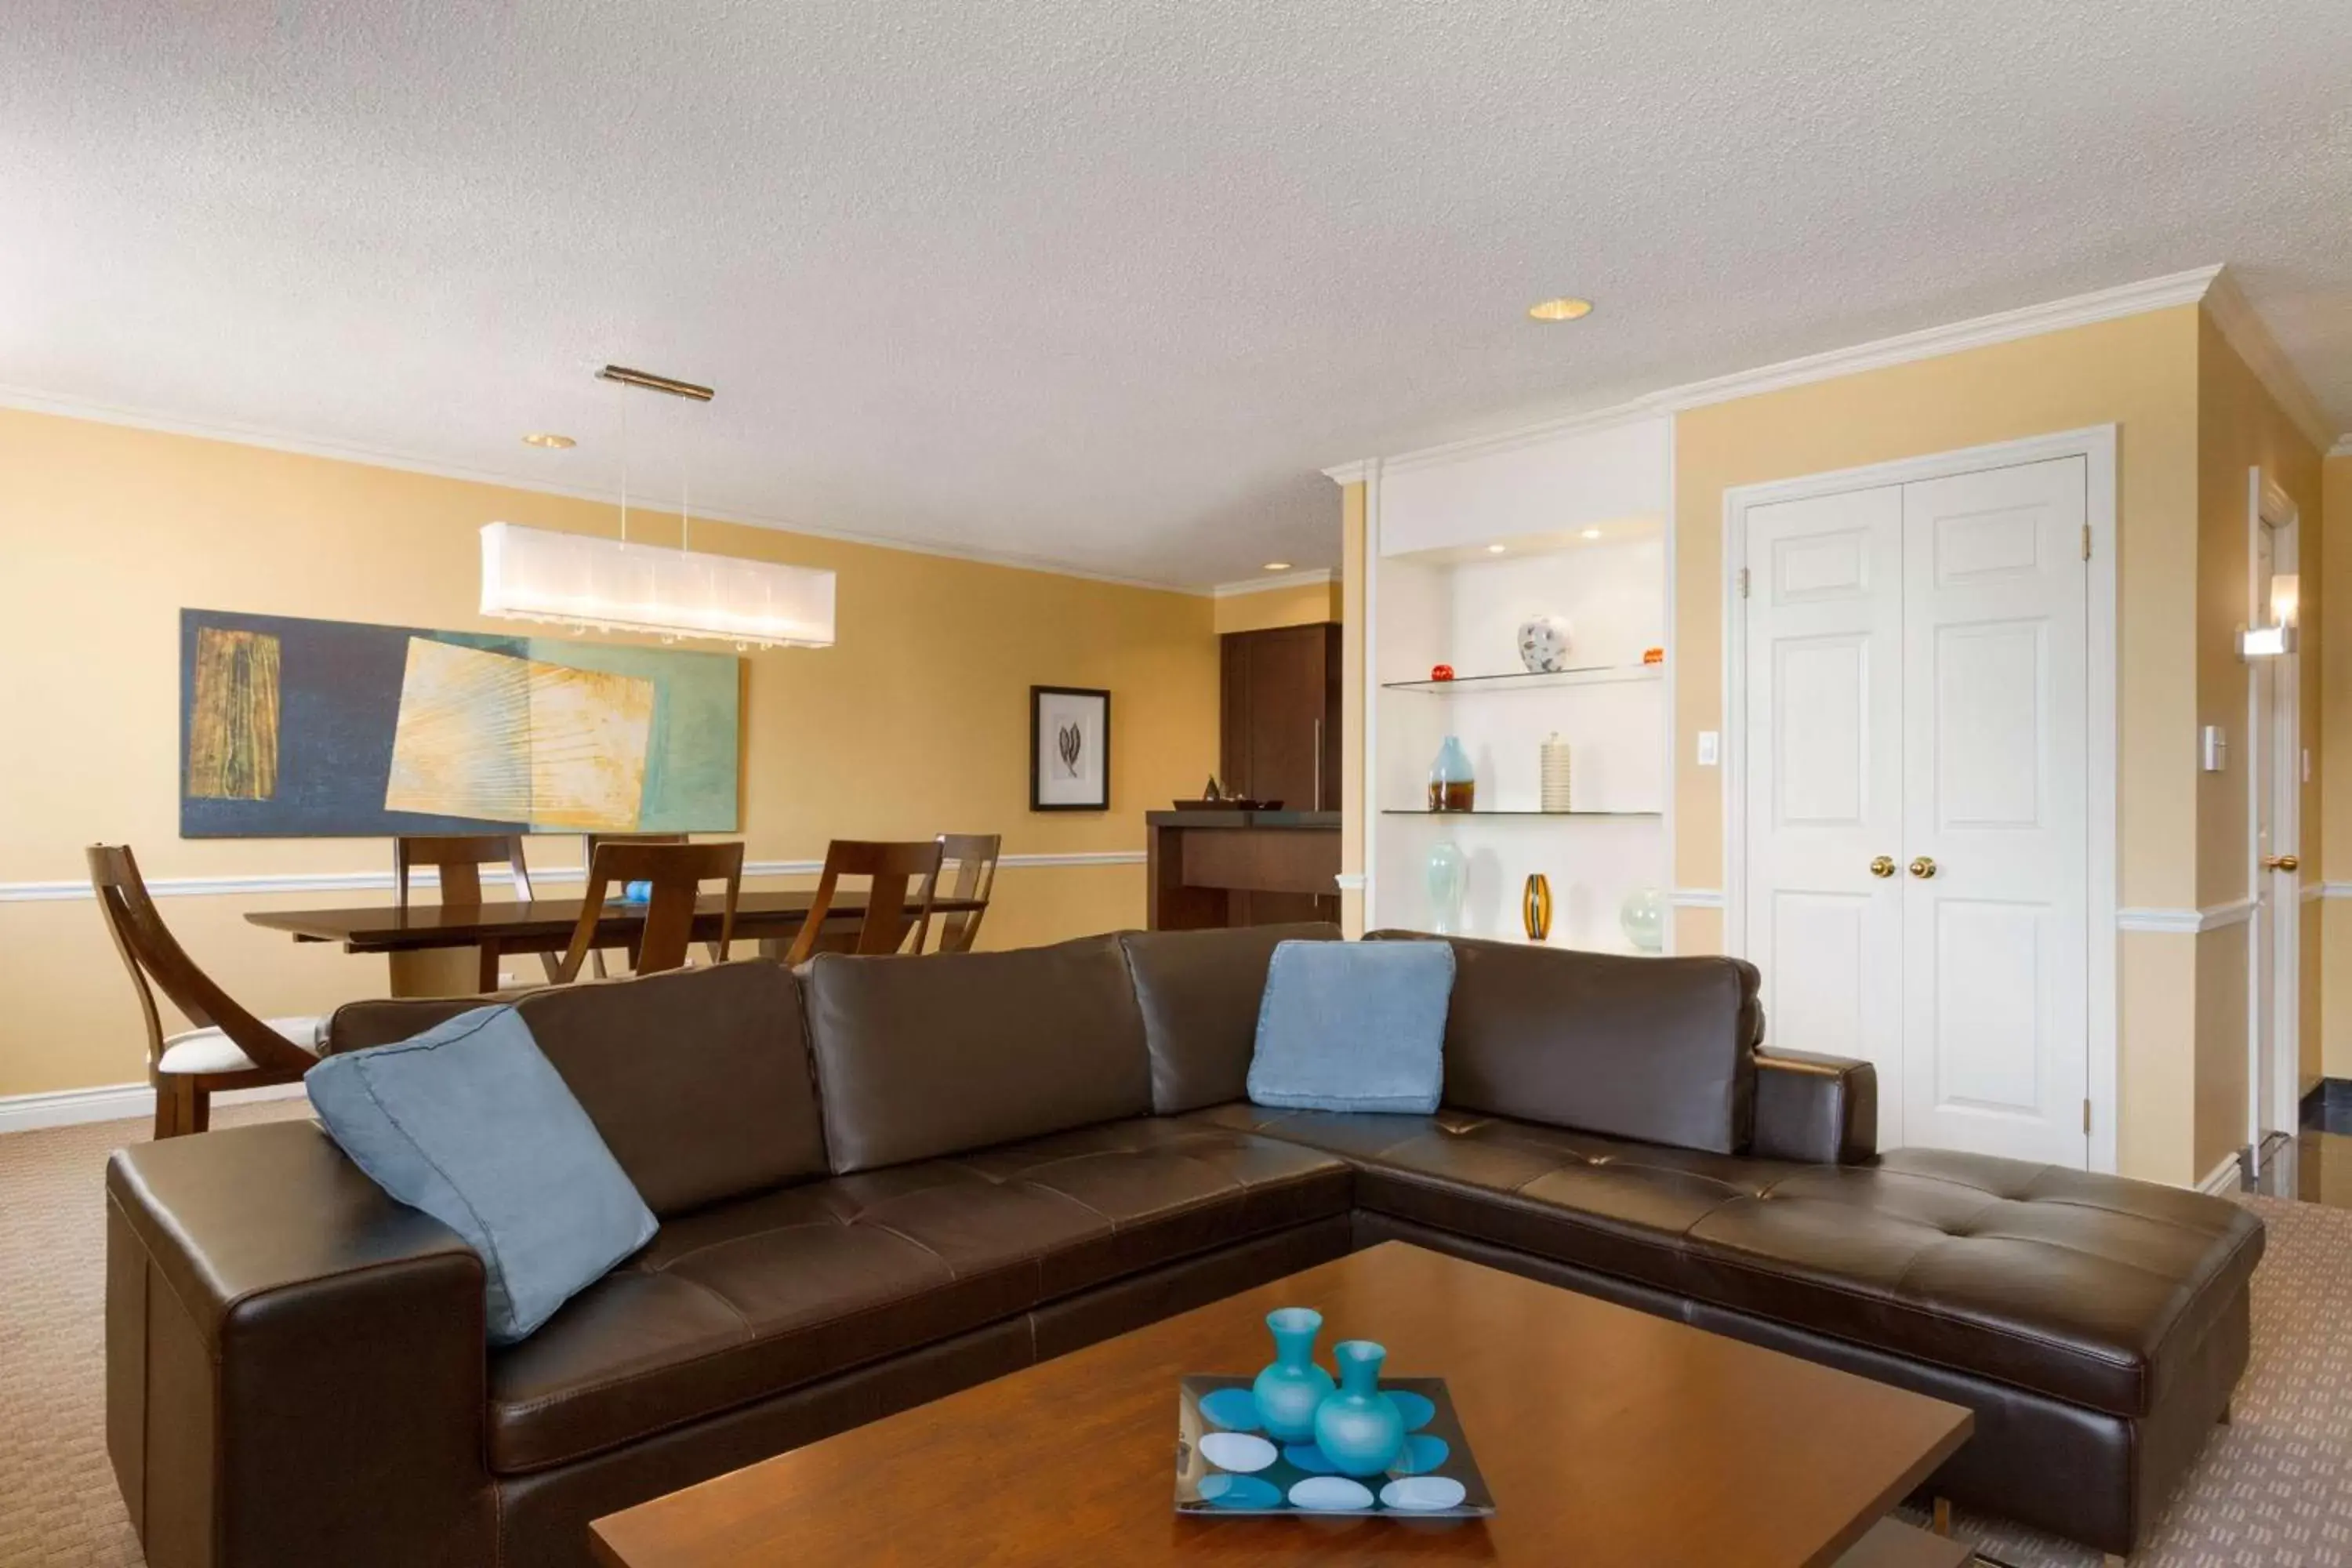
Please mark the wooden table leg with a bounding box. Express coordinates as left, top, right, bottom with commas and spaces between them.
388, 947, 494, 998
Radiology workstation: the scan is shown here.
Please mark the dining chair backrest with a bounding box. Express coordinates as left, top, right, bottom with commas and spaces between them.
394, 833, 534, 906
917, 833, 1001, 954
86, 844, 315, 1077
556, 840, 745, 982
579, 834, 694, 975
783, 839, 944, 967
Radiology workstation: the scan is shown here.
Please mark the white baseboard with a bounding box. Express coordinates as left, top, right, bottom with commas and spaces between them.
0, 1079, 308, 1136
2195, 1151, 2245, 1197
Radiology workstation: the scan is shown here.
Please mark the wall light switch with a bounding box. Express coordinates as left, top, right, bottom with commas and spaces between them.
1696, 731, 1719, 767
2201, 725, 2227, 773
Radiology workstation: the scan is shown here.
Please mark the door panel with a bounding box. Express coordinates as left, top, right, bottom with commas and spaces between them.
1744, 486, 1906, 1144
1900, 457, 2089, 1165
1767, 891, 1875, 1062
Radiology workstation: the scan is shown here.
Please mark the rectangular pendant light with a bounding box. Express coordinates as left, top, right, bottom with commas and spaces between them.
479, 522, 835, 649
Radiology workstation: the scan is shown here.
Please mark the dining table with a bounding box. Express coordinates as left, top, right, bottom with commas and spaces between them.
246, 889, 985, 996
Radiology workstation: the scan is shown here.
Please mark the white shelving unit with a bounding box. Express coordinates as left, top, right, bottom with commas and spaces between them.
1364, 416, 1674, 953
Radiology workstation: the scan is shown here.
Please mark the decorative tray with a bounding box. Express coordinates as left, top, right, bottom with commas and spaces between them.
1174, 1375, 1494, 1519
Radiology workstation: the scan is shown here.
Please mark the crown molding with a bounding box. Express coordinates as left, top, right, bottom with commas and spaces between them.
1211, 568, 1335, 598
0, 384, 1214, 597
1324, 266, 2236, 482
2201, 270, 2338, 455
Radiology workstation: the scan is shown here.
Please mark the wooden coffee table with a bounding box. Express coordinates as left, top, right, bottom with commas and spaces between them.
591, 1241, 1973, 1567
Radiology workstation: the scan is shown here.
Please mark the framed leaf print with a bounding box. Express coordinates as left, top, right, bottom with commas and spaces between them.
1030, 685, 1110, 811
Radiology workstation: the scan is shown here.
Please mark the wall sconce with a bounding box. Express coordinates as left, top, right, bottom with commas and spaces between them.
2239, 572, 2300, 659
2270, 572, 2299, 627
2239, 622, 2296, 659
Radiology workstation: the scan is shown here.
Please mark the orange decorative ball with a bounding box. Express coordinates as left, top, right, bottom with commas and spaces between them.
1431, 664, 1455, 681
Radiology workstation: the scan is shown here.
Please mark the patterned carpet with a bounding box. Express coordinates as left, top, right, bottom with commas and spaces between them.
2, 1110, 2343, 1566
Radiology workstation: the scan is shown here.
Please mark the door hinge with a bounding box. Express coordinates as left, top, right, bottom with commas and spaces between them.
2082, 524, 2092, 562
2082, 1098, 2092, 1134
1737, 568, 1751, 600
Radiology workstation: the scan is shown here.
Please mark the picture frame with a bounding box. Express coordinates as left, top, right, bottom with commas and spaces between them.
1030, 685, 1111, 811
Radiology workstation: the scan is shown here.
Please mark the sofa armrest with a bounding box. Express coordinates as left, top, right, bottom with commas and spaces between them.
1751, 1049, 1877, 1165
107, 1120, 496, 1568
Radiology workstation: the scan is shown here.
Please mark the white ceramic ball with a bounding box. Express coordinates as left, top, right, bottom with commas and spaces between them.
1516, 615, 1573, 673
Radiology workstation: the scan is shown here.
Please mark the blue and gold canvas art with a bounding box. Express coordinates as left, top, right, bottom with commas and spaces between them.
179, 608, 740, 837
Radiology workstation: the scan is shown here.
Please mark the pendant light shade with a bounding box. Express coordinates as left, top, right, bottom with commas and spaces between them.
479, 522, 836, 649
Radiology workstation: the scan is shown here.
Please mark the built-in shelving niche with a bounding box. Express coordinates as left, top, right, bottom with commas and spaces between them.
1366, 415, 1673, 953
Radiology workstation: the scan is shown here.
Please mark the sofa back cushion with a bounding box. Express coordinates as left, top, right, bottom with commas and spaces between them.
1118, 923, 1341, 1112
326, 960, 826, 1217
802, 934, 1152, 1173
1367, 931, 1762, 1155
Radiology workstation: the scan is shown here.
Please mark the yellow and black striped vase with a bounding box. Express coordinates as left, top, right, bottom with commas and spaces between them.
1522, 873, 1552, 943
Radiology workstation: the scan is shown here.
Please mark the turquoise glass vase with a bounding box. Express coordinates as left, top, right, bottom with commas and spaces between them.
1312, 1339, 1406, 1476
1250, 1307, 1335, 1443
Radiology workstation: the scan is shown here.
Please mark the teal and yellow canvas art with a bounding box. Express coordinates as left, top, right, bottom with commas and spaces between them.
179, 608, 740, 837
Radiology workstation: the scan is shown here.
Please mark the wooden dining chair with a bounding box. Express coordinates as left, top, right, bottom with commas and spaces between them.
781, 840, 943, 967
89, 844, 326, 1138
911, 833, 1001, 953
580, 833, 727, 972
393, 833, 554, 990
554, 840, 745, 982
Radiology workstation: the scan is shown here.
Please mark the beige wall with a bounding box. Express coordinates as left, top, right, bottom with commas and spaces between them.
2191, 309, 2327, 1170
0, 408, 1220, 1101
1339, 484, 1367, 936
1213, 577, 1343, 635
1662, 303, 2349, 1185
2327, 453, 2352, 1080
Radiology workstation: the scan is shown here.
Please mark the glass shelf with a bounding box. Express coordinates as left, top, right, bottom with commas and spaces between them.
1382, 663, 1663, 694
1381, 808, 1663, 818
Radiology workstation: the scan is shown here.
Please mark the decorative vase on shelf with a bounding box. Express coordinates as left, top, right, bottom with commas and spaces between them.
1516, 615, 1573, 673
1620, 887, 1667, 953
1540, 733, 1572, 811
1250, 1307, 1336, 1443
1425, 842, 1466, 935
1523, 874, 1552, 942
1311, 1341, 1406, 1477
1428, 735, 1475, 811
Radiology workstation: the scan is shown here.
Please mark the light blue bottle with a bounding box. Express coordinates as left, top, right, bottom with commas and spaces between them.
1250, 1307, 1336, 1443
1425, 841, 1465, 935
1311, 1340, 1406, 1476
1428, 735, 1475, 811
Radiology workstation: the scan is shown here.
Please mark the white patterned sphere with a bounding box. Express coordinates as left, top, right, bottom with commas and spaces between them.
1516, 615, 1573, 673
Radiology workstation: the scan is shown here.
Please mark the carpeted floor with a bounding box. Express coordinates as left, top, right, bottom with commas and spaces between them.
3, 1110, 2345, 1566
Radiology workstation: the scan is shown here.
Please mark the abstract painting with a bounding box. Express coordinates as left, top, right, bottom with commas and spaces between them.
179, 608, 740, 837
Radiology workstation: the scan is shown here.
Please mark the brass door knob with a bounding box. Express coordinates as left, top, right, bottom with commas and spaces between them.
1869, 855, 1896, 878
2264, 854, 2300, 872
1909, 856, 1937, 879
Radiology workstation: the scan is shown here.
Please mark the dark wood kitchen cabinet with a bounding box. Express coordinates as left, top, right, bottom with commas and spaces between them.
1219, 622, 1341, 812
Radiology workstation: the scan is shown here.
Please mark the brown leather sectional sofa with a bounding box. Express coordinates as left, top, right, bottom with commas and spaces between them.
104, 924, 2262, 1566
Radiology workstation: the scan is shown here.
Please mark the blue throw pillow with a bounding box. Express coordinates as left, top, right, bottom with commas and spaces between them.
1247, 939, 1455, 1114
305, 1006, 656, 1344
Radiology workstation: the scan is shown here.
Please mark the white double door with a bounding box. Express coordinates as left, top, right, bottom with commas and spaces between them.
1743, 456, 2089, 1166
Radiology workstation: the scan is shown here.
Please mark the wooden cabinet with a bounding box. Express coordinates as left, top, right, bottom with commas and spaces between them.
1220, 622, 1341, 811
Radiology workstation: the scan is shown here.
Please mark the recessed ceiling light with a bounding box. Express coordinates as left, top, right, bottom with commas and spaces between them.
1527, 297, 1594, 323
522, 432, 576, 449
1262, 561, 1293, 572
1581, 527, 1602, 540
1486, 544, 1508, 554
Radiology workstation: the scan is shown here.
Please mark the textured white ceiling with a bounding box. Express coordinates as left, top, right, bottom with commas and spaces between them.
4, 2, 2347, 588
